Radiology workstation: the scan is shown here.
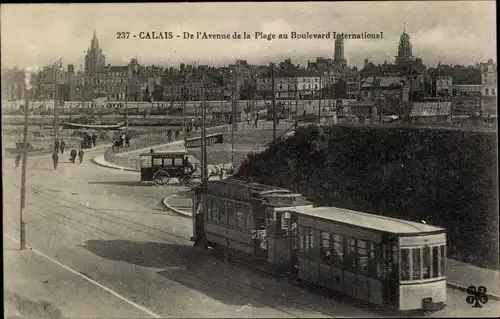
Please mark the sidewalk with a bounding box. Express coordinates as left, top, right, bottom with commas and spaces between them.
3, 237, 149, 318
163, 192, 500, 301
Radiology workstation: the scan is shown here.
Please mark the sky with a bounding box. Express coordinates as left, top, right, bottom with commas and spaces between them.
1, 2, 497, 70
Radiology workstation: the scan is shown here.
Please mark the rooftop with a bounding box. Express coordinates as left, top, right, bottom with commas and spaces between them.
291, 206, 444, 234
410, 102, 452, 117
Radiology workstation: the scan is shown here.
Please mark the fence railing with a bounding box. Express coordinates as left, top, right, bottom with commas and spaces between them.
104, 122, 234, 170
103, 120, 290, 170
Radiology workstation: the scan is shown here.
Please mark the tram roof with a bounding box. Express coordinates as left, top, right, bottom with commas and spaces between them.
291, 206, 444, 234
215, 178, 297, 194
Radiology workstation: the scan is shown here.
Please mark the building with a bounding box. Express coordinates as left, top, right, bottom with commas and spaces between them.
360, 76, 404, 101
256, 68, 322, 100
395, 26, 415, 66
481, 59, 497, 98
333, 38, 347, 67
84, 30, 106, 74
435, 76, 453, 95
410, 101, 452, 125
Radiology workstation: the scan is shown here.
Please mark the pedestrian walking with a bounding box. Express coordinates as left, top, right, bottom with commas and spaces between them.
54, 139, 60, 154
15, 154, 22, 168
125, 136, 130, 148
52, 152, 59, 169
175, 129, 180, 140
78, 149, 84, 164
70, 149, 77, 163
59, 140, 66, 154
92, 133, 97, 148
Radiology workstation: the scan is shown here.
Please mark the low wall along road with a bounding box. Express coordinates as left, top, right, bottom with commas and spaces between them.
104, 120, 289, 170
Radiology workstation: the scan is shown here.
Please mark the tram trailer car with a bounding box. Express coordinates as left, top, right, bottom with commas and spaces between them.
191, 180, 446, 312
292, 206, 446, 312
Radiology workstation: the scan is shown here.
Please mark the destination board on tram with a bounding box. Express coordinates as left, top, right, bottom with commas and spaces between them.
206, 181, 252, 202
185, 133, 224, 148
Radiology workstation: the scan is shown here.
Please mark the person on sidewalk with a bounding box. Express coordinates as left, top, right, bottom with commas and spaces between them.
59, 139, 66, 154
52, 151, 59, 169
78, 149, 84, 164
54, 139, 60, 154
70, 149, 77, 163
175, 129, 180, 140
125, 136, 130, 148
15, 153, 22, 168
92, 132, 97, 148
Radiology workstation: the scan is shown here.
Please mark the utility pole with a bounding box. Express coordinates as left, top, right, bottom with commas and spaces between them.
201, 72, 207, 185
231, 66, 237, 164
378, 76, 382, 123
295, 80, 299, 117
125, 85, 129, 134
183, 73, 188, 146
272, 63, 277, 142
318, 73, 322, 124
53, 63, 59, 143
20, 69, 32, 250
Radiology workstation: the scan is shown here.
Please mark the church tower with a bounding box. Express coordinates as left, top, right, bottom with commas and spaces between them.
84, 30, 106, 74
395, 24, 415, 65
334, 37, 347, 67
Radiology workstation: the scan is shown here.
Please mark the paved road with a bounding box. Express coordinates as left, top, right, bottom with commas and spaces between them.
2, 149, 376, 318
3, 148, 499, 318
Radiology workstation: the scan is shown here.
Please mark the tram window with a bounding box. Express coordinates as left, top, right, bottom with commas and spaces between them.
235, 203, 245, 230
332, 234, 344, 267
212, 197, 219, 222
227, 201, 235, 227
368, 243, 381, 279
304, 227, 310, 254
219, 199, 227, 224
320, 232, 332, 263
440, 245, 446, 276
244, 205, 252, 231
412, 248, 422, 280
205, 196, 212, 221
345, 237, 357, 272
401, 248, 410, 280
299, 226, 305, 253
432, 246, 440, 277
357, 240, 368, 275
423, 246, 431, 279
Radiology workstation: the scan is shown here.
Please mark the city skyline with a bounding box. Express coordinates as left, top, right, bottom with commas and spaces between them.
1, 2, 496, 70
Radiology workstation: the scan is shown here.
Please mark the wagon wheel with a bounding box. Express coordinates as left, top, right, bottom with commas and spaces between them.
180, 175, 192, 186
153, 169, 170, 186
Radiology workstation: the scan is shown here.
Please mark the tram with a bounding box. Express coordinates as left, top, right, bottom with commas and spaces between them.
191, 179, 447, 312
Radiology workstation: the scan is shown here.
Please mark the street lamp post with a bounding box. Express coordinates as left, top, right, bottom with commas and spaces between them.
19, 68, 33, 250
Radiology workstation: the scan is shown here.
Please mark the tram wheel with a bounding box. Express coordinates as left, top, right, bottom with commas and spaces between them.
153, 170, 170, 186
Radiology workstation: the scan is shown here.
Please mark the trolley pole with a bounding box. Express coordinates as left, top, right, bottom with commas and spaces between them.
272, 64, 277, 142
183, 74, 188, 146
20, 70, 32, 250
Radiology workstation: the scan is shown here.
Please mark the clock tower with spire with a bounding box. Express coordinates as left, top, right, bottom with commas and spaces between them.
395, 24, 415, 66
